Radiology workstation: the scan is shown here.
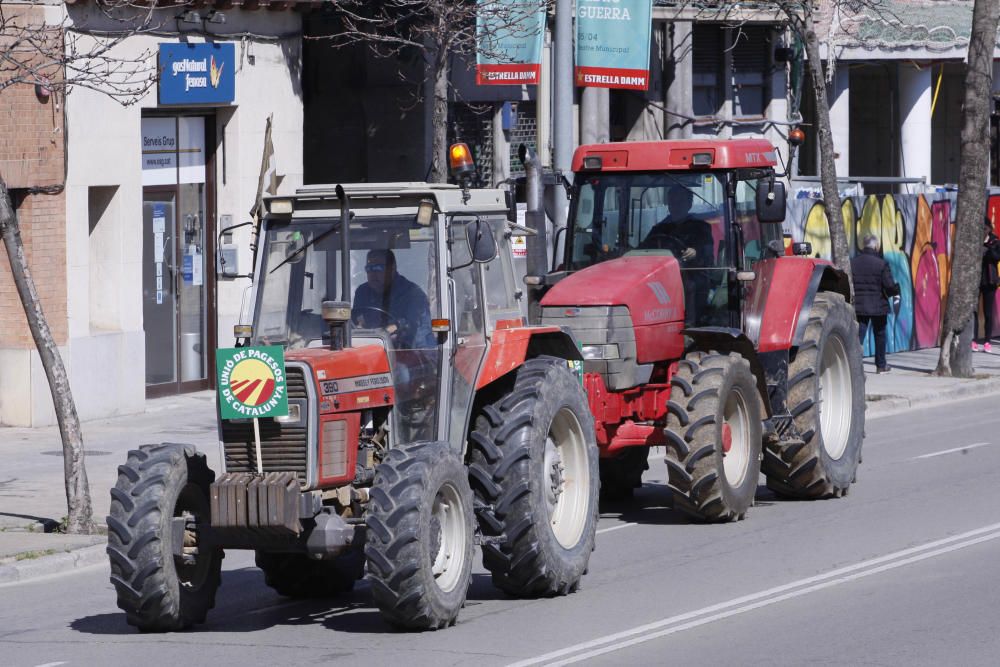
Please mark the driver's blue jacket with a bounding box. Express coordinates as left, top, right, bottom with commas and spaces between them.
352, 274, 435, 348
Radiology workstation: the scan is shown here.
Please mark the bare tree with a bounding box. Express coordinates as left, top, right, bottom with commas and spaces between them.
0, 2, 156, 533
318, 0, 546, 183
935, 0, 1000, 377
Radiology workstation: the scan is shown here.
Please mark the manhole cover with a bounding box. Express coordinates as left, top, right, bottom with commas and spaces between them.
40, 450, 112, 457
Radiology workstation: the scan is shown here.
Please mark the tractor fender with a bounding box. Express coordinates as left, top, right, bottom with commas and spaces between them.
683, 327, 772, 417
476, 326, 582, 390
744, 258, 850, 353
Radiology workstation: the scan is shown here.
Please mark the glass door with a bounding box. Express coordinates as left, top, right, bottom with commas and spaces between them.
142, 191, 178, 385
141, 114, 214, 396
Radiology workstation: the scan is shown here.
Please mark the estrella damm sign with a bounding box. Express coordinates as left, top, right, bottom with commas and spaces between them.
216, 346, 288, 420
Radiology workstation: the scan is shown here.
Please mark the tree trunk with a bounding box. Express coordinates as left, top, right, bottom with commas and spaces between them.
935, 0, 1000, 377
0, 181, 95, 534
429, 47, 450, 184
802, 12, 852, 286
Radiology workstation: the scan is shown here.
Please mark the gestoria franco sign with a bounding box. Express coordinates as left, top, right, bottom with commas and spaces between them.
575, 0, 653, 90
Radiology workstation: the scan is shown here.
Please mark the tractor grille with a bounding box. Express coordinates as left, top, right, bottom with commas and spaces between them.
222, 366, 310, 477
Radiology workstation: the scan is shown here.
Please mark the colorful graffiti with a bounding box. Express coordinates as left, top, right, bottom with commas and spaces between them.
785, 192, 1000, 354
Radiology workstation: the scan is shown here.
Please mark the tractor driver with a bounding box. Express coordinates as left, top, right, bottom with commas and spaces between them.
640, 185, 714, 264
640, 185, 714, 326
352, 249, 435, 349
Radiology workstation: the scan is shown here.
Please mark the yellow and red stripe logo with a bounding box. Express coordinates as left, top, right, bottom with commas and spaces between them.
228, 358, 276, 407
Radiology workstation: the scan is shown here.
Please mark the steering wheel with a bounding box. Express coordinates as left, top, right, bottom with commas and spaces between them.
353, 305, 401, 331
644, 233, 690, 262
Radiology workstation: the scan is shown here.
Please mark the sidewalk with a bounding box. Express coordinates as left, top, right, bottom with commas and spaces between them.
3, 345, 1000, 582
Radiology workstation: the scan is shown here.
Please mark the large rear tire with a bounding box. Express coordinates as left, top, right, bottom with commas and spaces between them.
106, 444, 222, 632
469, 357, 599, 597
255, 550, 363, 598
365, 441, 475, 630
763, 292, 865, 498
664, 352, 763, 522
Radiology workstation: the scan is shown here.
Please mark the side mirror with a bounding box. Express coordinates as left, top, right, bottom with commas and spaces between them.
756, 179, 786, 223
467, 218, 498, 263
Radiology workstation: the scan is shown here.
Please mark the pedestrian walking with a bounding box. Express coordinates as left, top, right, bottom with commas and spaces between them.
851, 234, 900, 373
974, 218, 1000, 352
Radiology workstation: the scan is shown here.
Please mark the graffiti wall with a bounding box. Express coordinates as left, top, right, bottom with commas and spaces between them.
785, 192, 1000, 354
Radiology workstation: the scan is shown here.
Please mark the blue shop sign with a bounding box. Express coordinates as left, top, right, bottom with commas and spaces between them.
159, 43, 235, 106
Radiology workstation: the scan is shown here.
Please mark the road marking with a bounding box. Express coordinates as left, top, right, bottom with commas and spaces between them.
508, 522, 1000, 667
913, 442, 991, 460
595, 523, 636, 535
33, 662, 67, 667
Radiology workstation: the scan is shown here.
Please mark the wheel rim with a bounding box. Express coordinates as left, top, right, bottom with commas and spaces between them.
545, 407, 590, 549
430, 481, 468, 593
174, 483, 212, 590
819, 333, 853, 460
722, 386, 752, 486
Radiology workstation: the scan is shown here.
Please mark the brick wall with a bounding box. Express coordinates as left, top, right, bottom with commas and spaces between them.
0, 10, 69, 349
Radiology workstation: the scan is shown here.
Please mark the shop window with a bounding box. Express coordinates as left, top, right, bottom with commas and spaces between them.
88, 185, 121, 332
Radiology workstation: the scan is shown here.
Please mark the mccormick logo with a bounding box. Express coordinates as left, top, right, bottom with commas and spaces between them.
216, 346, 289, 420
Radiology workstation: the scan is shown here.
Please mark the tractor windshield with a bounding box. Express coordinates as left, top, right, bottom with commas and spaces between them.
253, 215, 440, 351
567, 171, 730, 326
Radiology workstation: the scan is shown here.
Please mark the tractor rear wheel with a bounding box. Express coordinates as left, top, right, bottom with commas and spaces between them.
255, 549, 363, 598
365, 441, 475, 630
106, 444, 222, 632
763, 292, 865, 498
469, 357, 599, 597
599, 447, 650, 500
664, 352, 762, 522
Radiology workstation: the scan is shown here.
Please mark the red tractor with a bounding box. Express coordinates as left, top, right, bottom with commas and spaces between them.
531, 138, 865, 520
107, 176, 600, 631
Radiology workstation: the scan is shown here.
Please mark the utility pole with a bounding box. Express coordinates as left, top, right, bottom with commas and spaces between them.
552, 0, 574, 230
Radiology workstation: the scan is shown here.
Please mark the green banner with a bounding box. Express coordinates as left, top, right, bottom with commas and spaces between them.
216, 346, 289, 420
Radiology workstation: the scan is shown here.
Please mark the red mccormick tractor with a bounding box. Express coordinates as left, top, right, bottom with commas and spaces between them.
531, 139, 864, 519
106, 178, 600, 631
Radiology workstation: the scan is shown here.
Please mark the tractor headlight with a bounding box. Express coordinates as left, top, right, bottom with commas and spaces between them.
581, 344, 620, 360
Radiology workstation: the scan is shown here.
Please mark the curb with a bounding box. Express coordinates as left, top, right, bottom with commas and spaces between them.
865, 376, 1000, 419
0, 543, 106, 586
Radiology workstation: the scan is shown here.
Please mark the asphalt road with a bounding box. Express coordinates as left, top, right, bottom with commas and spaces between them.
2, 396, 999, 667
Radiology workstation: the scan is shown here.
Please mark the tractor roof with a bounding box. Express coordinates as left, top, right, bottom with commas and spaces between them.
572, 138, 779, 172
276, 182, 508, 214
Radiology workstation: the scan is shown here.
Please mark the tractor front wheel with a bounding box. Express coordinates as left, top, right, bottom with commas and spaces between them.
469, 357, 599, 597
365, 441, 475, 630
664, 352, 763, 522
106, 444, 222, 632
763, 292, 865, 498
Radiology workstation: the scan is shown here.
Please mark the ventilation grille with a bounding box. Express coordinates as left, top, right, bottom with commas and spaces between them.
222, 366, 309, 476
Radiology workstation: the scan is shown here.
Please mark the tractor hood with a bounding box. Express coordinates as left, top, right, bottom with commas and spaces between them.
287, 343, 395, 412
541, 255, 684, 326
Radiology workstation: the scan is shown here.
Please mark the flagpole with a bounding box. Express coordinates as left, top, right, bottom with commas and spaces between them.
253, 417, 264, 475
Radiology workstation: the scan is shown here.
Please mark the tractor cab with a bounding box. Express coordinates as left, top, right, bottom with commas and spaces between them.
243, 183, 523, 449
564, 139, 787, 328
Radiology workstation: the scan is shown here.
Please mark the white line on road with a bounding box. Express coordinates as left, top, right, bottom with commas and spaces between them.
508, 522, 1000, 667
595, 523, 636, 535
32, 662, 67, 667
913, 442, 991, 460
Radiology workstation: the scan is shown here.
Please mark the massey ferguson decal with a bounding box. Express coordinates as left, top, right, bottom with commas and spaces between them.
321, 373, 392, 396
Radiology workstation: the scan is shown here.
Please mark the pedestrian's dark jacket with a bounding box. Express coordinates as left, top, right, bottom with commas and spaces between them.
981, 233, 1000, 289
851, 248, 899, 317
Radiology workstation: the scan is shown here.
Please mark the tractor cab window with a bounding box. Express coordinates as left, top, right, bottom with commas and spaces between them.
253, 215, 440, 352
568, 172, 731, 327
734, 179, 783, 270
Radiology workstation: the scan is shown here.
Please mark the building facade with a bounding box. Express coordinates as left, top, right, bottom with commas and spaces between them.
0, 3, 304, 426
